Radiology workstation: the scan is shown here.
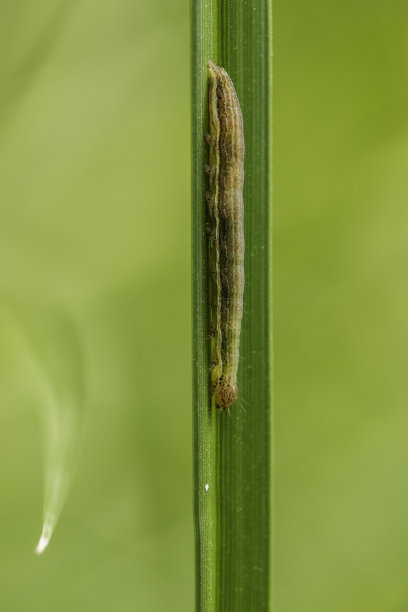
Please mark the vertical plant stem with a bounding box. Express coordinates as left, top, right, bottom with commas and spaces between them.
192, 1, 272, 610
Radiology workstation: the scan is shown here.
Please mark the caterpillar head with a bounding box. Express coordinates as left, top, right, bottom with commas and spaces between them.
215, 377, 238, 410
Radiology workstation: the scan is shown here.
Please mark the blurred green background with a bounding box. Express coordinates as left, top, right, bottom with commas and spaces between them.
0, 1, 408, 611
275, 1, 408, 611
0, 1, 191, 610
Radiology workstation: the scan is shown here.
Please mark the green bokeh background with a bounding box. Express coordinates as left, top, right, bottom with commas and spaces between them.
275, 2, 408, 610
0, 1, 407, 611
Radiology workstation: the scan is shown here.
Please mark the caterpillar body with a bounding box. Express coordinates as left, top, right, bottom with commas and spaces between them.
206, 61, 245, 411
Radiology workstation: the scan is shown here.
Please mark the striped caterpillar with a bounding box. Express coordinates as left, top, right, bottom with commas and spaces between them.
206, 61, 245, 410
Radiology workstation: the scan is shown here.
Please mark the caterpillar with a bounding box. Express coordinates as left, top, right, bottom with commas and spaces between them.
206, 61, 245, 410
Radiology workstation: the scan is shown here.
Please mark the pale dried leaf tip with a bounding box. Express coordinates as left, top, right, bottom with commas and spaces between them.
34, 522, 53, 555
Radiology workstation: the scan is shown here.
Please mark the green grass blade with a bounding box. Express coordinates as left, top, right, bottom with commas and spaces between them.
192, 1, 273, 611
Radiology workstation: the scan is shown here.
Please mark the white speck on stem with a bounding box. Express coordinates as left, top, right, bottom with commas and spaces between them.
205, 483, 210, 491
